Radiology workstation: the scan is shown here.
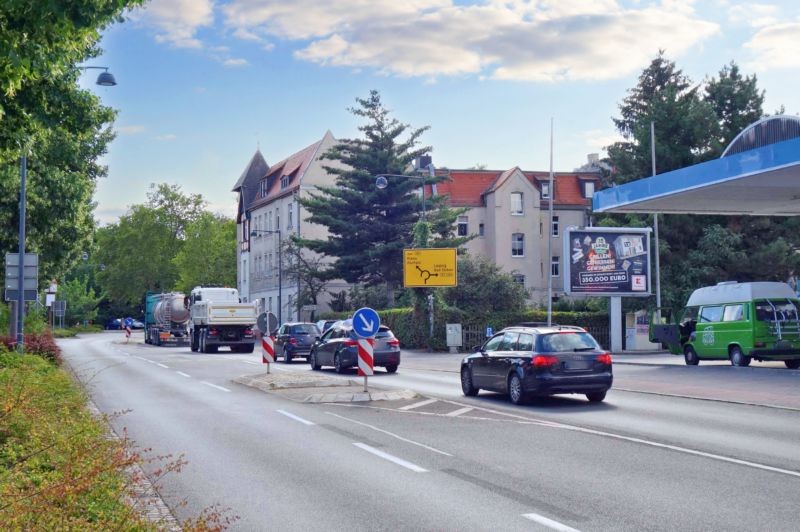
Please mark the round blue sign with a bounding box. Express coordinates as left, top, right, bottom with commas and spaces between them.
352, 307, 381, 338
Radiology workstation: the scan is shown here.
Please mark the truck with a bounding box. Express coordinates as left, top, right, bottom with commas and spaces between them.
144, 292, 191, 346
650, 281, 800, 369
188, 286, 258, 353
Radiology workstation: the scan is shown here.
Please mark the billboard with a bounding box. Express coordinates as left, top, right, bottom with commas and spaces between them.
563, 227, 651, 296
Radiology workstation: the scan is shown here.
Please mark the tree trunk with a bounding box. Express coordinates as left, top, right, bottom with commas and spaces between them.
385, 280, 395, 308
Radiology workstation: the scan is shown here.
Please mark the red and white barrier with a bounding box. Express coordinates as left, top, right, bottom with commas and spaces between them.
261, 336, 275, 364
357, 338, 374, 376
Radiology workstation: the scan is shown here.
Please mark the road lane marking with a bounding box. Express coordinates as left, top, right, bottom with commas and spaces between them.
157, 363, 169, 369
133, 356, 146, 361
176, 371, 191, 378
352, 443, 427, 473
241, 360, 259, 365
522, 513, 581, 532
398, 398, 438, 411
201, 381, 230, 392
325, 412, 452, 456
277, 410, 315, 426
445, 406, 473, 417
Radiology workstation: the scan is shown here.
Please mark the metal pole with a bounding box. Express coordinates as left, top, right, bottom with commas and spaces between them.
650, 122, 662, 312
277, 229, 282, 326
17, 155, 26, 353
546, 118, 554, 326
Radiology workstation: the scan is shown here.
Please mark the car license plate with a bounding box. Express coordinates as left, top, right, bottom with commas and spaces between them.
564, 360, 592, 371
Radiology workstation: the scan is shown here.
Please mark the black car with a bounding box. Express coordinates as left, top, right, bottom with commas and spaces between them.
460, 326, 612, 404
274, 322, 320, 363
309, 321, 401, 373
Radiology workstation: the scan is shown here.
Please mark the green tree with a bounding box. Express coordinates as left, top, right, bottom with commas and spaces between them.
704, 61, 765, 156
0, 1, 142, 286
441, 255, 527, 314
172, 213, 236, 293
58, 275, 101, 325
283, 238, 330, 309
299, 90, 470, 307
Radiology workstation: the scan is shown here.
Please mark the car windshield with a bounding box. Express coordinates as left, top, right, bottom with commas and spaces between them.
539, 332, 599, 352
290, 324, 318, 334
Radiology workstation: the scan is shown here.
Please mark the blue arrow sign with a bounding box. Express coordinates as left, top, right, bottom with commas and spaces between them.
352, 307, 381, 338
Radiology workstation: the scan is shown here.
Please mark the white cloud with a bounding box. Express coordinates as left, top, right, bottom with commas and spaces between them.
222, 58, 249, 67
729, 3, 779, 28
155, 134, 177, 141
117, 125, 146, 134
223, 0, 718, 81
581, 129, 623, 151
134, 0, 214, 49
744, 22, 800, 70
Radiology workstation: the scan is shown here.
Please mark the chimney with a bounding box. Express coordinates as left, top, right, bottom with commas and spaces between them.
587, 153, 599, 165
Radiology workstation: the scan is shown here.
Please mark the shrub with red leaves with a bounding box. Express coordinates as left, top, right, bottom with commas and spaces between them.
0, 331, 62, 364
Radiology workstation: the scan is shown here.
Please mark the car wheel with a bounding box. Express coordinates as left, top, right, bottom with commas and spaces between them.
785, 359, 800, 369
385, 364, 398, 374
334, 353, 344, 374
586, 391, 607, 403
461, 367, 479, 396
310, 350, 321, 371
730, 346, 751, 367
684, 345, 699, 366
284, 347, 292, 364
508, 373, 527, 405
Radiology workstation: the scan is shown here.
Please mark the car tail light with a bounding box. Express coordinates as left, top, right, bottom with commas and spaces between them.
532, 355, 559, 367
209, 328, 219, 337
243, 328, 254, 337
387, 338, 400, 347
596, 352, 612, 365
289, 337, 298, 345
343, 339, 359, 347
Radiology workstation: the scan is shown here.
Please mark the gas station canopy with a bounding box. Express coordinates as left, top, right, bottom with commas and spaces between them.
593, 116, 800, 216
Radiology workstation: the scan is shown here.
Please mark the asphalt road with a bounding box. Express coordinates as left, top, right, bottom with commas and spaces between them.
60, 332, 800, 531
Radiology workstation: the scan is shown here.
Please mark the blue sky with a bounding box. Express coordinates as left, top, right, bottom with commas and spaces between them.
87, 0, 800, 223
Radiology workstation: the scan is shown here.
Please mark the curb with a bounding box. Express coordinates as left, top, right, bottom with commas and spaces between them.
234, 372, 418, 403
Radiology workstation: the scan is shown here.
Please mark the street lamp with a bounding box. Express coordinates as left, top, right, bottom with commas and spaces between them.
15, 65, 117, 352
375, 162, 436, 220
250, 229, 282, 326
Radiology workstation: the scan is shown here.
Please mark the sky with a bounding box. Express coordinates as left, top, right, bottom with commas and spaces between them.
86, 0, 800, 224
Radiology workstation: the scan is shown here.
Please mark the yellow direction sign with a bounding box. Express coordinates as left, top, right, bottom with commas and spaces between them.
403, 248, 457, 287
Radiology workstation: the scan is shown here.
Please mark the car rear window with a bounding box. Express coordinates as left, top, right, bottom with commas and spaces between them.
538, 332, 599, 352
291, 324, 318, 334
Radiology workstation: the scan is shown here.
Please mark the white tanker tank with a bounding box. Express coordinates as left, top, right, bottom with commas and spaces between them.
144, 292, 190, 346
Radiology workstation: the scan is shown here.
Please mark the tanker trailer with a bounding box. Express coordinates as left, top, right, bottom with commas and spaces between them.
144, 292, 190, 346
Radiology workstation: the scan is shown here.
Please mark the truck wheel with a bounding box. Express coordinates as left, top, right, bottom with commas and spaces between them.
684, 346, 699, 366
190, 330, 198, 352
154, 329, 161, 346
730, 346, 751, 367
200, 330, 207, 353
785, 360, 800, 369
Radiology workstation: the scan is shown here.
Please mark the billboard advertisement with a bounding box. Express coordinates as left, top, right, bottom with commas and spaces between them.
563, 227, 651, 296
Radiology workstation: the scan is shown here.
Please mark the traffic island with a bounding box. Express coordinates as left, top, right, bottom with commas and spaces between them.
233, 371, 417, 403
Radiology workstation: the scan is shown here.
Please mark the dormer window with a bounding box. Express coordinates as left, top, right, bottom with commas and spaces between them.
260, 180, 267, 197
583, 180, 595, 199
281, 175, 289, 189
541, 182, 550, 199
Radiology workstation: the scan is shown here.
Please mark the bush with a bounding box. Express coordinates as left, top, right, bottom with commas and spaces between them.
0, 331, 62, 363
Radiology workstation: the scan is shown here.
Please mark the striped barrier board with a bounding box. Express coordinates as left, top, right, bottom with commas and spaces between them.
357, 338, 374, 376
261, 336, 275, 364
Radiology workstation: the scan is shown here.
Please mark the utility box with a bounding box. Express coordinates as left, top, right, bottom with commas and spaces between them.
446, 323, 462, 353
625, 310, 660, 351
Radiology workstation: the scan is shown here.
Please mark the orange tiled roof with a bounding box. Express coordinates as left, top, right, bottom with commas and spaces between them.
251, 137, 326, 207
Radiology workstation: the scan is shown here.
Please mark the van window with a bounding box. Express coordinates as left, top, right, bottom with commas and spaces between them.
755, 300, 800, 321
722, 304, 744, 322
699, 305, 724, 323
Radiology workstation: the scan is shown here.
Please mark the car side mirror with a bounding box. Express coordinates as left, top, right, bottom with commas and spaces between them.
471, 344, 481, 352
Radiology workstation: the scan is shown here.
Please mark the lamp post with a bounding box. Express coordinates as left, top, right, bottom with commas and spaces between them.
15, 66, 117, 353
375, 162, 435, 221
250, 229, 282, 326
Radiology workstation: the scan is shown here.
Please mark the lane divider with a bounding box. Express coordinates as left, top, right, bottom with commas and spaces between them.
176, 371, 191, 378
277, 410, 315, 425
325, 411, 452, 456
399, 398, 438, 411
522, 512, 581, 532
201, 381, 230, 392
352, 442, 427, 473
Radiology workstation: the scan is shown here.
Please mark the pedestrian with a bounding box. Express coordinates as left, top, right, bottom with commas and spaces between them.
124, 316, 133, 343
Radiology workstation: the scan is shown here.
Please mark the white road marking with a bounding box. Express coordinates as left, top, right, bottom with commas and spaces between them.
445, 406, 474, 417
277, 410, 315, 426
176, 371, 191, 378
325, 411, 452, 456
133, 356, 145, 361
522, 512, 581, 532
201, 381, 230, 392
157, 363, 169, 369
241, 360, 259, 365
352, 442, 427, 473
398, 398, 438, 411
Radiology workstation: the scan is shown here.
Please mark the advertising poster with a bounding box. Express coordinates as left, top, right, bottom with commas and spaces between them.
564, 228, 651, 296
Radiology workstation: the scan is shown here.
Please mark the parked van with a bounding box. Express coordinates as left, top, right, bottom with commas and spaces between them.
651, 281, 800, 369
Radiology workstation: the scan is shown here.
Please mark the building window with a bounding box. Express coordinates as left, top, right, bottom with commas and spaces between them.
583, 181, 595, 199
541, 182, 550, 199
478, 223, 485, 236
260, 180, 267, 197
512, 233, 524, 257
551, 256, 560, 277
510, 192, 523, 215
267, 211, 272, 232
512, 274, 525, 286
288, 202, 294, 229
457, 216, 468, 236
281, 175, 289, 189
276, 209, 280, 231
551, 215, 559, 237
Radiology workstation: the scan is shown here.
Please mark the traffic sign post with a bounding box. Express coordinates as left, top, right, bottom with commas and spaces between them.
352, 307, 380, 392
